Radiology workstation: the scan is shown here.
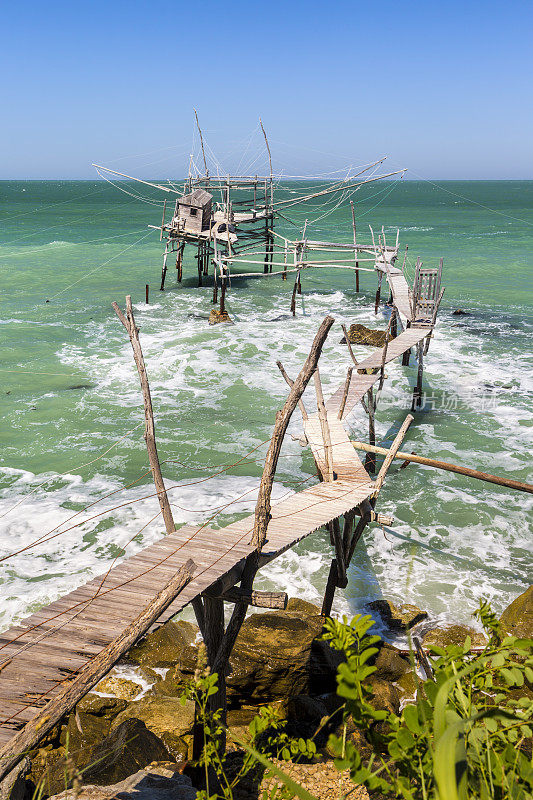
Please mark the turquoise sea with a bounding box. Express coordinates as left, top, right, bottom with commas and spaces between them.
1, 179, 532, 635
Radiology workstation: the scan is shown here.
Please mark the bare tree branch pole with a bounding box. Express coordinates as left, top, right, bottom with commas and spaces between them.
352, 441, 533, 495
251, 315, 335, 550
112, 296, 176, 534
0, 561, 195, 784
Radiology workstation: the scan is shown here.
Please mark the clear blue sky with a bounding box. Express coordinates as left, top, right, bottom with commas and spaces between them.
2, 0, 532, 179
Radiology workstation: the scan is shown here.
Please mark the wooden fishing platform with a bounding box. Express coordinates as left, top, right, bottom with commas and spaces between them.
0, 257, 443, 763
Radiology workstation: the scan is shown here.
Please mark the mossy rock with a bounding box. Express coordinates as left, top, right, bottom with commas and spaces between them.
111, 696, 195, 763
342, 324, 389, 347
368, 677, 401, 715
76, 694, 128, 719
371, 642, 411, 681
125, 620, 199, 670
150, 665, 187, 698
95, 676, 143, 700
227, 603, 326, 703
395, 671, 418, 702
423, 624, 487, 649
83, 720, 171, 785
500, 586, 533, 639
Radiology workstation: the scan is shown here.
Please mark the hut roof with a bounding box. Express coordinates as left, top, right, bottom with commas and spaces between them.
179, 188, 213, 207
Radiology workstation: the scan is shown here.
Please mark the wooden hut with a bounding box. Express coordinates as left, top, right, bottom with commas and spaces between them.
176, 188, 213, 234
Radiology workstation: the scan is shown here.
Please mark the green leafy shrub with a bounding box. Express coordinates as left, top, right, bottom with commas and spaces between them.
322, 601, 533, 799
180, 644, 316, 799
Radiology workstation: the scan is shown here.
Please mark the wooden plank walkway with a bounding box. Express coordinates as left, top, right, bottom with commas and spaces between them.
0, 477, 374, 743
376, 263, 413, 322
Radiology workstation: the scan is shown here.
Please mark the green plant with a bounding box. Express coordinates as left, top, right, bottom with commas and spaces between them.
321, 602, 533, 799
180, 643, 316, 800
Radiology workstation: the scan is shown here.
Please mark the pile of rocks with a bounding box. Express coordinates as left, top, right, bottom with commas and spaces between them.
14, 587, 532, 800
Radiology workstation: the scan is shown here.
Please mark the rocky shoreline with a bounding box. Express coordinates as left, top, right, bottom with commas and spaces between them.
7, 588, 532, 800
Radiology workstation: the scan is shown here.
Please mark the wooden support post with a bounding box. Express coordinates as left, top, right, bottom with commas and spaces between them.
283, 240, 288, 281
203, 596, 226, 742
145, 284, 149, 304
341, 324, 360, 368
191, 596, 206, 639
112, 297, 176, 534
338, 366, 353, 420
219, 276, 227, 315
365, 387, 376, 474
290, 271, 300, 316
176, 243, 184, 283
374, 272, 383, 314
342, 510, 356, 560
390, 308, 397, 338
346, 511, 371, 566
314, 369, 334, 481
412, 342, 424, 410
264, 217, 269, 273
350, 201, 359, 292
321, 560, 338, 617
197, 243, 203, 287
160, 200, 167, 241
329, 518, 347, 587
160, 244, 169, 291
0, 561, 195, 783
372, 414, 413, 498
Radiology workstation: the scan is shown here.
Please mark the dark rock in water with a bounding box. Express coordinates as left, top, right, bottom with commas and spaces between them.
368, 599, 428, 632
47, 765, 196, 800
270, 314, 293, 322
500, 585, 533, 638
125, 620, 199, 670
341, 324, 389, 347
452, 309, 470, 316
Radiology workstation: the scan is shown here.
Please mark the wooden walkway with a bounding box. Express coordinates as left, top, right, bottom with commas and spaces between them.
0, 473, 374, 742
0, 263, 437, 745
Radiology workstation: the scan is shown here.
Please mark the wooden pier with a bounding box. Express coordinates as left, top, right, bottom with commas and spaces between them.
0, 257, 444, 772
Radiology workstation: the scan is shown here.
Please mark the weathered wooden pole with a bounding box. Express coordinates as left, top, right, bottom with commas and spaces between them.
112, 296, 176, 534
371, 414, 413, 498
375, 272, 383, 314
0, 561, 195, 784
352, 442, 533, 494
145, 284, 149, 304
350, 201, 359, 292
338, 367, 353, 420
160, 243, 169, 291
365, 387, 376, 474
314, 369, 334, 482
412, 342, 424, 409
